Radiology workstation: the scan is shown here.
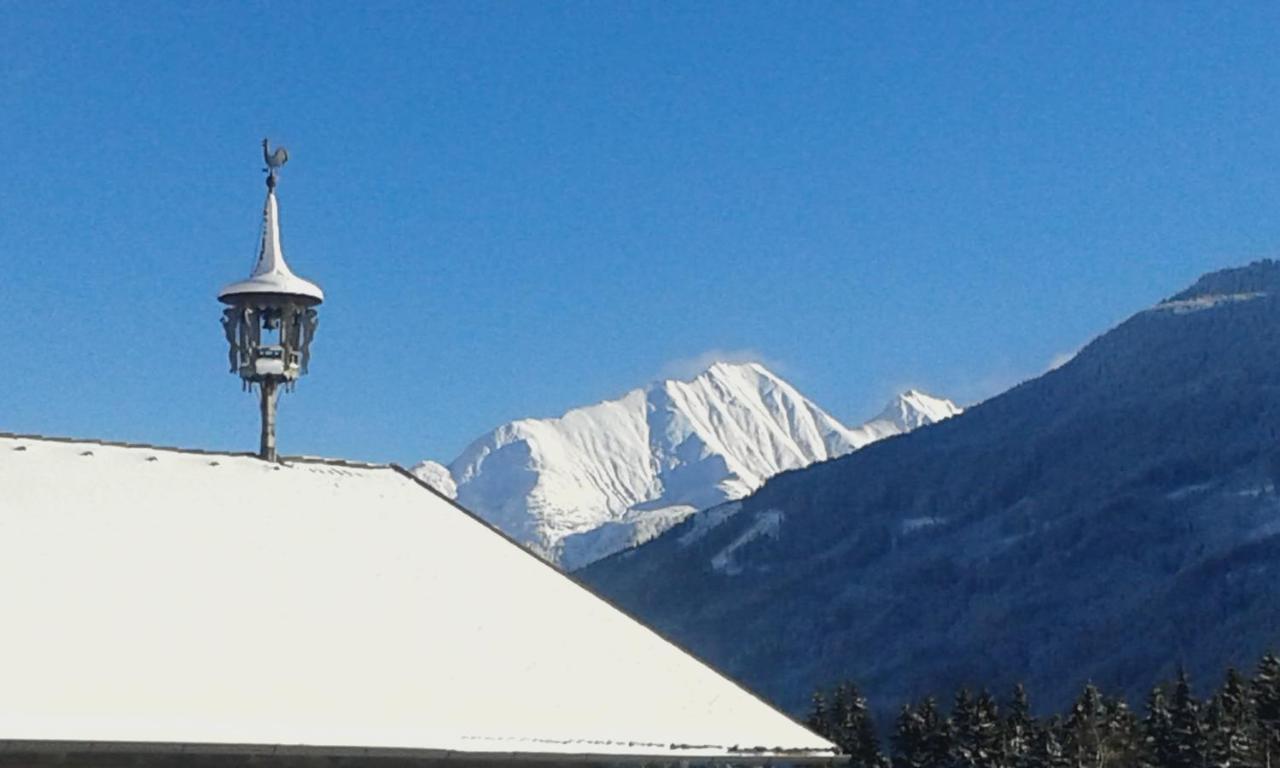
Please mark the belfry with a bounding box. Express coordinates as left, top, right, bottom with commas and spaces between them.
218, 140, 323, 461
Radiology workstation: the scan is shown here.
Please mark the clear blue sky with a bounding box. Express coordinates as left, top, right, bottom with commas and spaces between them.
2, 2, 1278, 464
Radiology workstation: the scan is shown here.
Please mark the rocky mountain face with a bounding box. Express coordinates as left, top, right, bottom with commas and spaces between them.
581, 261, 1280, 716
413, 363, 958, 569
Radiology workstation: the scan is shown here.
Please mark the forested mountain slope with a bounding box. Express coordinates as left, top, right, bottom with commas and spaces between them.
581, 261, 1280, 716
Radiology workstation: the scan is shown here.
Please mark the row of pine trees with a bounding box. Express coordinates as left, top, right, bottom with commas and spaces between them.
806, 652, 1280, 768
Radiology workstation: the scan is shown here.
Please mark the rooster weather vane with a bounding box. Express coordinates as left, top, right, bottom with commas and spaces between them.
262, 138, 289, 188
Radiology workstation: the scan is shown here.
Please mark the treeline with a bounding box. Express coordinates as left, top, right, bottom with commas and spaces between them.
806, 652, 1280, 768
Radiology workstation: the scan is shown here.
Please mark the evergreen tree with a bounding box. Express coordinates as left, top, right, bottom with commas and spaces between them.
1060, 683, 1135, 768
949, 688, 1003, 768
809, 690, 832, 737
1143, 686, 1176, 768
1169, 669, 1207, 768
1063, 683, 1108, 768
1033, 716, 1070, 768
1100, 693, 1138, 768
1255, 654, 1280, 768
894, 703, 929, 768
839, 682, 886, 768
953, 689, 981, 768
832, 683, 852, 745
1003, 684, 1037, 768
1205, 667, 1259, 768
974, 690, 1004, 768
1207, 696, 1232, 768
918, 696, 953, 768
808, 681, 885, 768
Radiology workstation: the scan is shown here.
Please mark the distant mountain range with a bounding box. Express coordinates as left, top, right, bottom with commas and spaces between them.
413, 362, 959, 569
581, 261, 1280, 717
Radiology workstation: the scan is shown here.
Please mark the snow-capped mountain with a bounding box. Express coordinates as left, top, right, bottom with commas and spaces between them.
412, 362, 959, 568
847, 389, 962, 445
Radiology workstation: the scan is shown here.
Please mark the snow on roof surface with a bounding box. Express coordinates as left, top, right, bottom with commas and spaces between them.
0, 433, 835, 763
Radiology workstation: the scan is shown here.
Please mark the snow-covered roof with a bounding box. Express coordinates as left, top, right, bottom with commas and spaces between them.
218, 186, 324, 306
0, 433, 836, 763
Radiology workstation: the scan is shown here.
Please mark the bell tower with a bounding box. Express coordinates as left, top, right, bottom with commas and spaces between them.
218, 140, 324, 461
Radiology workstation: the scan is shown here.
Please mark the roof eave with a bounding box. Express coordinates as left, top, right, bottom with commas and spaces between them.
0, 739, 843, 765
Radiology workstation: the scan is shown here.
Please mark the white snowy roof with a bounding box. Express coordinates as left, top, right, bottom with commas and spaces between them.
0, 433, 836, 763
218, 186, 324, 306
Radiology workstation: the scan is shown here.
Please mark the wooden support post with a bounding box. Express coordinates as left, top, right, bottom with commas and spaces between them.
259, 378, 279, 462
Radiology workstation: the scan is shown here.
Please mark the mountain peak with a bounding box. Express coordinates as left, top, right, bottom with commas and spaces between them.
690, 360, 776, 384
848, 390, 963, 440
703, 359, 765, 373
416, 363, 958, 569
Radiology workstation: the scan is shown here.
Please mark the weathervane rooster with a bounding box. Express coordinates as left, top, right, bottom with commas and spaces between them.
262, 138, 288, 187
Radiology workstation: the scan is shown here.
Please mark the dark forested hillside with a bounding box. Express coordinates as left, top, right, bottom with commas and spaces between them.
581, 261, 1280, 717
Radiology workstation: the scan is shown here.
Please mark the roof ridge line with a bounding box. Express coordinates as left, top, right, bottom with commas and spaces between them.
0, 431, 259, 459
0, 431, 388, 469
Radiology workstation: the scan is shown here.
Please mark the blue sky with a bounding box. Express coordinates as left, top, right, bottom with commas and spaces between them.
2, 2, 1279, 464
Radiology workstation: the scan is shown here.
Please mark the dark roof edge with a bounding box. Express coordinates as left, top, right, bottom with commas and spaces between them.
0, 738, 841, 764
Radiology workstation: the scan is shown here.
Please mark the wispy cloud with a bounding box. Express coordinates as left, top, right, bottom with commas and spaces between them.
948, 369, 1026, 409
1046, 348, 1079, 372
947, 347, 1082, 408
656, 348, 786, 381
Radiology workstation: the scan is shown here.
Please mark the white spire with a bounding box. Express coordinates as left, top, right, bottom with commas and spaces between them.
218, 183, 324, 306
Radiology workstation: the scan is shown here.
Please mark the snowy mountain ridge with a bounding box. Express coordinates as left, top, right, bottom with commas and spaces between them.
413, 362, 959, 568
